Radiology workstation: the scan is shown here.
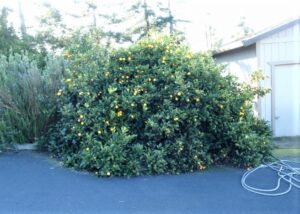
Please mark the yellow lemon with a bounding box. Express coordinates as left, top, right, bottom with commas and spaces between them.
117, 111, 123, 117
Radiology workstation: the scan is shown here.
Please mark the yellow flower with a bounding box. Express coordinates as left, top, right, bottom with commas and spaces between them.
97, 130, 102, 135
86, 147, 90, 152
63, 51, 71, 58
185, 53, 192, 59
56, 90, 62, 96
104, 71, 110, 77
128, 56, 132, 61
110, 126, 116, 133
117, 111, 123, 117
177, 92, 182, 96
199, 164, 206, 171
143, 103, 148, 111
65, 78, 72, 83
195, 97, 200, 102
239, 111, 245, 117
79, 115, 84, 119
77, 133, 82, 137
79, 91, 84, 96
173, 117, 179, 121
106, 172, 111, 176
80, 122, 84, 125
219, 104, 224, 109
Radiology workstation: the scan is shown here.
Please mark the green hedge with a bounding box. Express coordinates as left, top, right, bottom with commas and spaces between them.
49, 34, 273, 176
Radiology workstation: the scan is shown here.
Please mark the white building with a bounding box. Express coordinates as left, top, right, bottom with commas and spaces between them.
213, 18, 300, 137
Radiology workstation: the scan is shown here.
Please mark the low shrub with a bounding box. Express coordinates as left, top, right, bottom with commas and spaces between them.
49, 34, 273, 176
0, 53, 64, 145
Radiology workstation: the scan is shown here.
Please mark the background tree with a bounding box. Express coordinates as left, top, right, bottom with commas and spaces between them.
35, 3, 67, 51
232, 16, 254, 39
0, 6, 37, 61
125, 0, 156, 41
155, 0, 188, 36
0, 7, 21, 55
18, 0, 27, 38
124, 0, 188, 42
206, 25, 223, 50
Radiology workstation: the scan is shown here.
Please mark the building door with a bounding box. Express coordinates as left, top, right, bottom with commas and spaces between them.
273, 63, 300, 137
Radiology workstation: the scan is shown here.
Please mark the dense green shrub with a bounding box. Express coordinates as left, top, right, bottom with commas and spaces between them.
0, 53, 64, 145
49, 35, 273, 176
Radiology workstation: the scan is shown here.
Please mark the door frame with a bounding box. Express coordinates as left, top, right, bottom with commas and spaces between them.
269, 60, 300, 137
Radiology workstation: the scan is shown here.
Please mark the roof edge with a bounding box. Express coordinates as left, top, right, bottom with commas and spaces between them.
213, 17, 300, 56
242, 18, 300, 46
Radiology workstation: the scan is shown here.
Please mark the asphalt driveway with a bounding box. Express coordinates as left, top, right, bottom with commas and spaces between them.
0, 151, 299, 214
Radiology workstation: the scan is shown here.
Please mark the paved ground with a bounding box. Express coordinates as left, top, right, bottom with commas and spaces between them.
0, 151, 299, 214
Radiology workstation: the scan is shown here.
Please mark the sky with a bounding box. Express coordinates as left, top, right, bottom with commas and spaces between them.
1, 0, 299, 51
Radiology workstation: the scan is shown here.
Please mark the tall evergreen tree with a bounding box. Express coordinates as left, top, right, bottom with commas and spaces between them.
35, 3, 67, 51
18, 0, 27, 38
126, 0, 156, 40
0, 7, 22, 55
232, 16, 254, 39
155, 0, 188, 36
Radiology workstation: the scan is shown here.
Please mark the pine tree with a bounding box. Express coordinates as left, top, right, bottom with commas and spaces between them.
232, 16, 254, 39
155, 0, 188, 36
0, 7, 21, 55
18, 0, 27, 38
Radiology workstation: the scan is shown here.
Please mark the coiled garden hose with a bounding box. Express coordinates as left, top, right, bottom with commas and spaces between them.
241, 156, 300, 196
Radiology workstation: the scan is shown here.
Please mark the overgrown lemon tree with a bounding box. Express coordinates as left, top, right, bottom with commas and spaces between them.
49, 32, 273, 176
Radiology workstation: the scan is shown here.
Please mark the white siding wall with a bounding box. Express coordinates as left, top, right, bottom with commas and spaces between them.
257, 23, 300, 123
214, 45, 257, 82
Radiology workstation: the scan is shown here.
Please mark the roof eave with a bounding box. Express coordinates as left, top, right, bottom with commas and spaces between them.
213, 17, 300, 56
243, 18, 300, 46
